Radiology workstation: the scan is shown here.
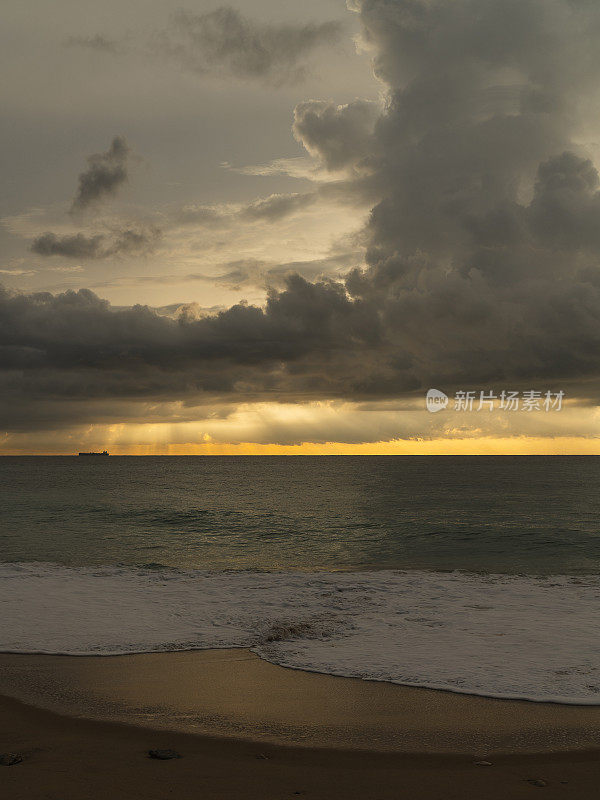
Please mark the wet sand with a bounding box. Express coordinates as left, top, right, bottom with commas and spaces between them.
1, 649, 600, 752
2, 650, 600, 798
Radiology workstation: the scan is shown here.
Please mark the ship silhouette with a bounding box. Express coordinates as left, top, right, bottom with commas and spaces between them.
78, 450, 109, 456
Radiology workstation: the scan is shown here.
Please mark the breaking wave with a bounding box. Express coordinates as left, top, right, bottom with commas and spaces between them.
2, 562, 600, 704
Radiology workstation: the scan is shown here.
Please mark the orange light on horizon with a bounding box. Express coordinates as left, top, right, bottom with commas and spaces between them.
4, 436, 600, 456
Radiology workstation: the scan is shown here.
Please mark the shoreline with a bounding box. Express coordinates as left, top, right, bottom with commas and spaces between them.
1, 649, 600, 754
2, 645, 600, 708
5, 564, 598, 705
3, 656, 600, 800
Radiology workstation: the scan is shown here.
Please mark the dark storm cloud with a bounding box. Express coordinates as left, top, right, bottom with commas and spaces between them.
0, 277, 382, 430
71, 137, 130, 214
158, 7, 342, 86
5, 0, 600, 434
30, 226, 161, 260
335, 0, 600, 392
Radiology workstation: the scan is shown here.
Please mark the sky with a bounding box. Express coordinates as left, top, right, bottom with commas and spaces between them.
2, 0, 600, 454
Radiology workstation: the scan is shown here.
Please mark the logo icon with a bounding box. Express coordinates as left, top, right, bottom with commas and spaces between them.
426, 389, 449, 413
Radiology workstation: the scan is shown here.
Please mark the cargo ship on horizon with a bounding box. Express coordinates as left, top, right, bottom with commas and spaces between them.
77, 451, 110, 456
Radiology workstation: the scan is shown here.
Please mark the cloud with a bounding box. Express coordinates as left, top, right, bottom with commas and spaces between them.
1, 271, 597, 437
157, 7, 343, 86
173, 192, 317, 228
31, 233, 105, 259
293, 99, 379, 171
30, 226, 161, 260
71, 136, 130, 214
153, 301, 226, 320
331, 0, 600, 392
0, 277, 379, 433
174, 204, 230, 227
81, 250, 360, 292
65, 7, 343, 87
108, 226, 162, 256
230, 156, 317, 179
65, 34, 120, 54
5, 0, 600, 438
208, 252, 359, 290
240, 193, 317, 222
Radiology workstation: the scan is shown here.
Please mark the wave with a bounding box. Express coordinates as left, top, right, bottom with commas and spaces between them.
1, 562, 600, 704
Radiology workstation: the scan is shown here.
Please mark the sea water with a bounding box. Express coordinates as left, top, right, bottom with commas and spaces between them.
1, 456, 599, 702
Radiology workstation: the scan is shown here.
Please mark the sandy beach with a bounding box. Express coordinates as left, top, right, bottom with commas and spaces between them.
2, 650, 600, 799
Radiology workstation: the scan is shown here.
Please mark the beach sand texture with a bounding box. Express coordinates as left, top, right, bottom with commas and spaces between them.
2, 650, 600, 799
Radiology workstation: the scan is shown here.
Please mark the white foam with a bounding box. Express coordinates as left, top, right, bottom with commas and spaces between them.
1, 562, 600, 704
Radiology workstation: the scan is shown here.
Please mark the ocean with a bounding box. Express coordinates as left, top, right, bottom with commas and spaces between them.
2, 455, 600, 703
